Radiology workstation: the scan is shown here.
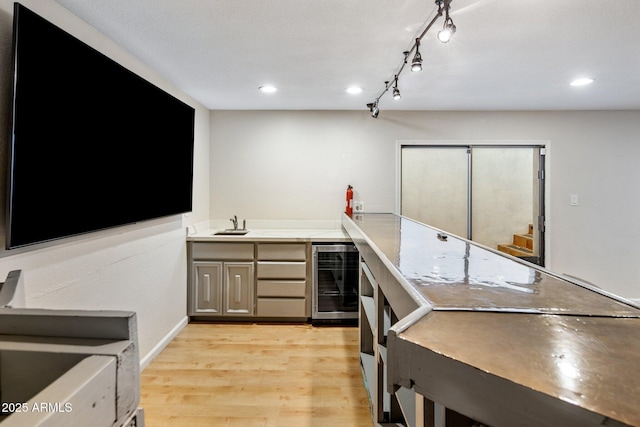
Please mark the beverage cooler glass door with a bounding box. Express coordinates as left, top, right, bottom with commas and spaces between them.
312, 244, 359, 320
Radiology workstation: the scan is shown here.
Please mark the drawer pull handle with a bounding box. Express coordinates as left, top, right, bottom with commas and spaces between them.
204, 273, 211, 302
234, 274, 242, 303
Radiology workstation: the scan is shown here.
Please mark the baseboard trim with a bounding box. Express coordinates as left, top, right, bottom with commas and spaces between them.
139, 316, 188, 371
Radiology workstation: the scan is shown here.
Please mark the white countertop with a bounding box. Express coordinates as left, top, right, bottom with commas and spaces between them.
187, 228, 351, 242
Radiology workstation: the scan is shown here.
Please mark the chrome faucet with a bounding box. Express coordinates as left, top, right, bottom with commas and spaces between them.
229, 215, 246, 231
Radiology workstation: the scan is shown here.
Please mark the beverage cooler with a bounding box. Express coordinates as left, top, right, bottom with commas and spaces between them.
312, 243, 359, 322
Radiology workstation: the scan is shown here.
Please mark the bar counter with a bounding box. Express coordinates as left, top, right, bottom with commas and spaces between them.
342, 212, 640, 427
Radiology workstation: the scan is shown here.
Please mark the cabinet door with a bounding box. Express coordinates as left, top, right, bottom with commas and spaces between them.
193, 262, 223, 314
224, 262, 254, 316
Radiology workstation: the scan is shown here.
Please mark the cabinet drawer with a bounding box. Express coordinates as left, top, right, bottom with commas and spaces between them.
257, 243, 306, 261
192, 242, 254, 261
257, 280, 306, 297
257, 298, 307, 317
256, 261, 306, 279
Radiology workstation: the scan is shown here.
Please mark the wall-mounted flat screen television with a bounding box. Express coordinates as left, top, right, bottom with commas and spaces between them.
6, 3, 195, 249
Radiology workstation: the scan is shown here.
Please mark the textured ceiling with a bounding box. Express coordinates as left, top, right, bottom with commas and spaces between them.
54, 0, 640, 111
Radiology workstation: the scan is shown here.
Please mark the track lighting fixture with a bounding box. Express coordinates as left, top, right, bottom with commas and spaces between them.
367, 101, 380, 118
392, 76, 401, 100
365, 0, 456, 118
411, 39, 423, 72
438, 18, 456, 43
437, 4, 456, 43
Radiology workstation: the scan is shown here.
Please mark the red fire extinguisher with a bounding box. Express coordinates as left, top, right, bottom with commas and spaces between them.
345, 185, 354, 216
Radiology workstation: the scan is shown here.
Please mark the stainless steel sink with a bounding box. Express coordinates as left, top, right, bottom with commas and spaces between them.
214, 229, 249, 236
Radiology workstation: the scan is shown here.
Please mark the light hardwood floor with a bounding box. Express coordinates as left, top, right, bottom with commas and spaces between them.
140, 323, 373, 426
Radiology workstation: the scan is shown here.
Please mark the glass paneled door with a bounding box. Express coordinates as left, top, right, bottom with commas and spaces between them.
401, 146, 469, 238
312, 244, 359, 321
400, 144, 546, 266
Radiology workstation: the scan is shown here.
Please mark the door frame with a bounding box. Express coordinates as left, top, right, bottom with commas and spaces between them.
396, 140, 551, 267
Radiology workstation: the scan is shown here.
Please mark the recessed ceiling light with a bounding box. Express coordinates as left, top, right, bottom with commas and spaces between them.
259, 85, 277, 93
346, 86, 363, 95
570, 78, 595, 87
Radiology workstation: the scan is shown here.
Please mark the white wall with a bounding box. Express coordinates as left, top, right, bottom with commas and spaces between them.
210, 110, 640, 300
0, 0, 210, 364
210, 110, 397, 220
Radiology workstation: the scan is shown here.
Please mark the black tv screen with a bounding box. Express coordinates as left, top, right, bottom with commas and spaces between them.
7, 4, 195, 249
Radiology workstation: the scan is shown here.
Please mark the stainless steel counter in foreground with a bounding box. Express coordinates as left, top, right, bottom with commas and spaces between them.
342, 213, 640, 427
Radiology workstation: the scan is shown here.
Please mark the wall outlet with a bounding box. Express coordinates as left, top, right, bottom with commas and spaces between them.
353, 201, 365, 212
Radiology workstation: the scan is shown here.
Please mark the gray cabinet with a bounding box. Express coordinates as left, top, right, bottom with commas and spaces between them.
189, 243, 255, 317
188, 241, 311, 320
256, 243, 309, 318
192, 261, 254, 316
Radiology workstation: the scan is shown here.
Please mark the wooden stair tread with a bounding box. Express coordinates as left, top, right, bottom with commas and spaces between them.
513, 233, 533, 250
497, 244, 533, 257
498, 224, 536, 258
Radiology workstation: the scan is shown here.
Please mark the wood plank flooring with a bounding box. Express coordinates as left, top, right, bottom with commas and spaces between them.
140, 323, 373, 426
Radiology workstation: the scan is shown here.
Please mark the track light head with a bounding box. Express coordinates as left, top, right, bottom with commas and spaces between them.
367, 102, 380, 118
438, 17, 456, 43
392, 76, 401, 100
411, 52, 422, 72
411, 39, 423, 72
